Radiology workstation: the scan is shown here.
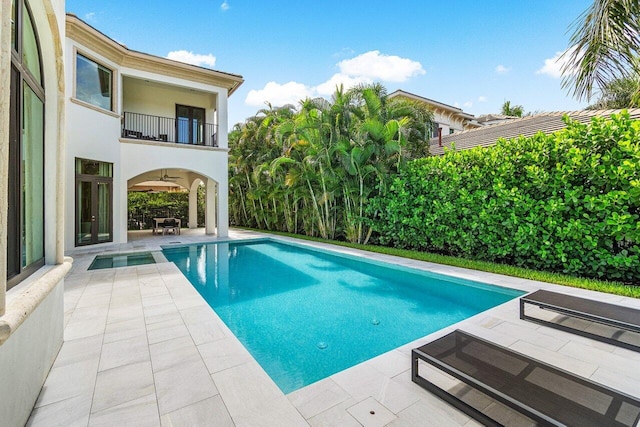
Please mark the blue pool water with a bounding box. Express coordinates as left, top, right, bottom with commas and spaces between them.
162, 239, 523, 393
89, 252, 156, 270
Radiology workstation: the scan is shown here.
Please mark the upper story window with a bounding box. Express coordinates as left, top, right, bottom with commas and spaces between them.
449, 128, 455, 135
431, 122, 440, 138
76, 53, 113, 111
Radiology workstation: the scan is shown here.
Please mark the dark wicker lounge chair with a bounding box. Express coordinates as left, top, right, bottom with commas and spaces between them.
412, 329, 640, 427
520, 290, 640, 352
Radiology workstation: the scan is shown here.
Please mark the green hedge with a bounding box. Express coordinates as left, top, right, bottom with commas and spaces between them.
368, 112, 640, 283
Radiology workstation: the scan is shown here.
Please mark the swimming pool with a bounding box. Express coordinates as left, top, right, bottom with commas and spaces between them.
89, 251, 157, 270
162, 239, 523, 393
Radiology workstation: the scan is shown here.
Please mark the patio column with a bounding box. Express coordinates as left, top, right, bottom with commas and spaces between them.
205, 178, 216, 235
188, 180, 198, 229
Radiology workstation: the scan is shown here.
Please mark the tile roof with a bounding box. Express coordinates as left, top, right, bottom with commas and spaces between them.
429, 109, 640, 155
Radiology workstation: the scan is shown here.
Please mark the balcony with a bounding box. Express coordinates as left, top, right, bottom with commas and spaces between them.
121, 111, 218, 147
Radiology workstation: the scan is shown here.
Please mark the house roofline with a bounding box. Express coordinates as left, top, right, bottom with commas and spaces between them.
389, 89, 475, 119
66, 13, 244, 96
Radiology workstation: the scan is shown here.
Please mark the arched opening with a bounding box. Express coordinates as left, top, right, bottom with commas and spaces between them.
126, 168, 219, 238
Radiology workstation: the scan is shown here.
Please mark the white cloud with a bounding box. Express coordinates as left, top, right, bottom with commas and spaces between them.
220, 1, 229, 11
245, 81, 314, 107
478, 96, 487, 102
166, 50, 216, 68
315, 73, 371, 96
337, 50, 425, 82
245, 50, 425, 107
84, 12, 97, 23
536, 47, 577, 78
463, 101, 473, 108
495, 64, 511, 74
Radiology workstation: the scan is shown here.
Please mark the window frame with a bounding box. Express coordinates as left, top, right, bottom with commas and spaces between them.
73, 50, 116, 113
7, 0, 46, 290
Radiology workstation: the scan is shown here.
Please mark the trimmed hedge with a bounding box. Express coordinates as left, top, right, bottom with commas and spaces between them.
368, 112, 640, 283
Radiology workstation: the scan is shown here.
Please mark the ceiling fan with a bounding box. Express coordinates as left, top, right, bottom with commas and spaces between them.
157, 169, 180, 182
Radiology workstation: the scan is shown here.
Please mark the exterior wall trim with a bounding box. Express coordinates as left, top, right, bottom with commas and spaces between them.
66, 14, 243, 95
0, 259, 73, 345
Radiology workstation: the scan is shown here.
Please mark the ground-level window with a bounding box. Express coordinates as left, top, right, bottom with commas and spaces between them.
176, 104, 205, 144
76, 53, 113, 111
8, 0, 45, 289
75, 159, 113, 246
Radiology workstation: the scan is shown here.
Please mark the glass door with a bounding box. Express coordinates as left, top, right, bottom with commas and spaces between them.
75, 158, 113, 246
176, 104, 205, 144
76, 178, 112, 245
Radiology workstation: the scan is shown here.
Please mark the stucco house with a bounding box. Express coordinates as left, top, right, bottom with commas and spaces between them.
388, 89, 480, 137
65, 14, 243, 250
0, 2, 242, 425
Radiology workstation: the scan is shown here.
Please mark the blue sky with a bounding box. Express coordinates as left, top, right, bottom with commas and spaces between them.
66, 0, 593, 126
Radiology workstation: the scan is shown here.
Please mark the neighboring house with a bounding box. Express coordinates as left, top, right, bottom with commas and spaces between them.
475, 113, 520, 126
0, 3, 242, 426
388, 89, 480, 136
429, 109, 640, 155
65, 14, 243, 251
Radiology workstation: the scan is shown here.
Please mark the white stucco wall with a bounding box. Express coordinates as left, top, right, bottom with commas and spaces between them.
119, 142, 229, 241
64, 35, 231, 250
0, 281, 64, 427
0, 1, 69, 425
123, 78, 218, 125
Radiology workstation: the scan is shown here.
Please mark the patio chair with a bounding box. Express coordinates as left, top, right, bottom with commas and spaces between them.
412, 329, 640, 427
161, 218, 179, 235
520, 289, 640, 352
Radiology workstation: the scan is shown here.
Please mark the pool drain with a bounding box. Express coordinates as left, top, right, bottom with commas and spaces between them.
371, 318, 380, 325
317, 342, 327, 350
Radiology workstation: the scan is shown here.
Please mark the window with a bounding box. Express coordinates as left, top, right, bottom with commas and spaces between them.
176, 104, 205, 144
8, 0, 45, 289
431, 122, 440, 138
76, 53, 112, 111
449, 128, 455, 135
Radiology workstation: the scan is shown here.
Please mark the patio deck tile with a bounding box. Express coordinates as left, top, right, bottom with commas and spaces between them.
88, 394, 160, 427
91, 360, 155, 414
27, 395, 92, 427
153, 358, 218, 415
287, 378, 351, 420
307, 398, 360, 427
347, 397, 397, 427
159, 396, 234, 427
98, 335, 150, 372
28, 229, 640, 426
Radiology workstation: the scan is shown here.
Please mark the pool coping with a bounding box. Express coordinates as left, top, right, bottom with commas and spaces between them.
28, 229, 640, 426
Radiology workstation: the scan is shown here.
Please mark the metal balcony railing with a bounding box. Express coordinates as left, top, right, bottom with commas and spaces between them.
122, 111, 218, 147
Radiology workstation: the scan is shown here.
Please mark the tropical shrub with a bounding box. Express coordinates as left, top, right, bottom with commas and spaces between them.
228, 84, 433, 243
127, 187, 205, 229
368, 112, 640, 283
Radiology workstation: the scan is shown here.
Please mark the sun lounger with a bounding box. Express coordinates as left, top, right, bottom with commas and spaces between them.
412, 329, 640, 427
520, 289, 640, 352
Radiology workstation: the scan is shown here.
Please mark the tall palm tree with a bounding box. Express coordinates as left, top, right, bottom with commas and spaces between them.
561, 0, 640, 102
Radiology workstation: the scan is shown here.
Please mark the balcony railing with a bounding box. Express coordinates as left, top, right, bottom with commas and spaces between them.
122, 111, 218, 147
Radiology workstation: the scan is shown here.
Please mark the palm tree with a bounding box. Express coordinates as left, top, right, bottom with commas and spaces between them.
501, 100, 524, 117
561, 0, 640, 102
586, 75, 638, 108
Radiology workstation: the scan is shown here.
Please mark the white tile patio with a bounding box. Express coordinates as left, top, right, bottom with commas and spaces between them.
26, 229, 640, 426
